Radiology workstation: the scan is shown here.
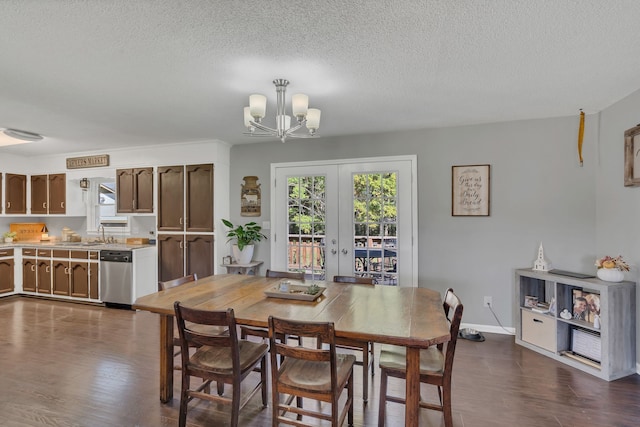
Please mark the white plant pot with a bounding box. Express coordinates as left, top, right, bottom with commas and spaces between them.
596, 268, 624, 282
232, 244, 254, 265
4, 237, 13, 243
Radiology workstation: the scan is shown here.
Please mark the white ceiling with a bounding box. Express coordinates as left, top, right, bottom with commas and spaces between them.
1, 0, 640, 157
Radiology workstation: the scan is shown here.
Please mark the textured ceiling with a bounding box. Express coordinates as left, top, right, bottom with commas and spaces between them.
1, 0, 640, 156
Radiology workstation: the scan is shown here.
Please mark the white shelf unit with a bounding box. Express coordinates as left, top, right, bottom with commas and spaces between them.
515, 268, 636, 381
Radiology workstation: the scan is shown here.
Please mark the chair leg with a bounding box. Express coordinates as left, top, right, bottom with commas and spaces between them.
362, 346, 369, 403
231, 379, 241, 427
179, 375, 190, 427
261, 356, 268, 407
370, 343, 375, 376
378, 369, 387, 427
347, 370, 354, 426
217, 381, 224, 396
442, 384, 453, 427
296, 396, 303, 420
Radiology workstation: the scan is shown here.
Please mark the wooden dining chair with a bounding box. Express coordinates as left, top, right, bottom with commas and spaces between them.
377, 288, 464, 427
268, 315, 355, 427
317, 275, 375, 403
240, 269, 305, 344
159, 274, 228, 363
174, 302, 269, 427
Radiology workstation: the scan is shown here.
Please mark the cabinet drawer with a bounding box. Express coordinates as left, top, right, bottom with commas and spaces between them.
88, 251, 99, 260
23, 248, 37, 256
521, 310, 556, 352
70, 250, 89, 259
37, 249, 52, 257
0, 248, 14, 257
53, 250, 70, 258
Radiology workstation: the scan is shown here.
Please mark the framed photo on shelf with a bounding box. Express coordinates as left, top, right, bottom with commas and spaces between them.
572, 289, 600, 324
452, 164, 490, 216
624, 124, 640, 187
524, 295, 538, 308
222, 255, 233, 265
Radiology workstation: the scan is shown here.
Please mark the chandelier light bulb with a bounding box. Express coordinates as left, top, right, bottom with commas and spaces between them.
291, 94, 309, 120
306, 108, 321, 131
243, 107, 253, 128
249, 94, 267, 120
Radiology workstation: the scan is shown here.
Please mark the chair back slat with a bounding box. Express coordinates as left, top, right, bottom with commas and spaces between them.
158, 274, 197, 291
174, 302, 240, 367
266, 269, 305, 280
441, 288, 464, 375
333, 275, 374, 285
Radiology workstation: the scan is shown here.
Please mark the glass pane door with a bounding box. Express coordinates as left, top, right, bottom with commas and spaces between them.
273, 157, 416, 286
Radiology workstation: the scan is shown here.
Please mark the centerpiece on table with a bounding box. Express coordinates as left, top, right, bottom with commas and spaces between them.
221, 219, 267, 265
595, 255, 629, 282
3, 231, 17, 243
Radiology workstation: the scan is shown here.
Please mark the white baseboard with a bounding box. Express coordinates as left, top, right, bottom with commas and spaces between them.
461, 322, 515, 335
637, 363, 640, 375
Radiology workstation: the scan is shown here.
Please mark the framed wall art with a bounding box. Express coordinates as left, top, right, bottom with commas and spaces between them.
624, 124, 640, 187
452, 164, 490, 216
240, 175, 261, 216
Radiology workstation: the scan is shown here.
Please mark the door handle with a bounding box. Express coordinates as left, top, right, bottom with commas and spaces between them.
61, 202, 64, 208
341, 248, 348, 255
7, 202, 10, 208
331, 249, 337, 255
46, 266, 50, 273
31, 265, 36, 272
43, 202, 46, 208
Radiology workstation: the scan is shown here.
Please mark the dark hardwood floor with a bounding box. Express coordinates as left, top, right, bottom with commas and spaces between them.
1, 297, 639, 426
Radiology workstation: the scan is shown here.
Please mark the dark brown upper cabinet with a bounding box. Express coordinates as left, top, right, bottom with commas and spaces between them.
116, 167, 154, 213
31, 173, 66, 214
185, 164, 214, 232
157, 164, 213, 232
5, 173, 27, 214
157, 165, 185, 231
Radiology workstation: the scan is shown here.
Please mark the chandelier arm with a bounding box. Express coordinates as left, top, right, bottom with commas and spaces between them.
243, 133, 276, 137
284, 123, 304, 135
250, 121, 277, 134
284, 133, 318, 138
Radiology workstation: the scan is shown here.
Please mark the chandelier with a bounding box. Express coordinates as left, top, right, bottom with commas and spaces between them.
243, 79, 321, 143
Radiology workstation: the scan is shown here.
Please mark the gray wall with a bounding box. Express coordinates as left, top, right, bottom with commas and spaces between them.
229, 114, 599, 329
596, 88, 640, 360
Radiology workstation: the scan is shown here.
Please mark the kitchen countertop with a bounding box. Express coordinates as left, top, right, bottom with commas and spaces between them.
0, 241, 155, 251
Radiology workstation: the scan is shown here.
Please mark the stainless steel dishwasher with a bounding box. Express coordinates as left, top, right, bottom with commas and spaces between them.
100, 250, 133, 308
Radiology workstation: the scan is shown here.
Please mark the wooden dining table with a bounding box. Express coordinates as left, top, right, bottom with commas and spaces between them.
133, 274, 450, 427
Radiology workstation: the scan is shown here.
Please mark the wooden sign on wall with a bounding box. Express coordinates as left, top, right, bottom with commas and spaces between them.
66, 154, 110, 169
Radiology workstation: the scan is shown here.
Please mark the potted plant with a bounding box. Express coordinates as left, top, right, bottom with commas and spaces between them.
221, 219, 267, 265
3, 231, 17, 243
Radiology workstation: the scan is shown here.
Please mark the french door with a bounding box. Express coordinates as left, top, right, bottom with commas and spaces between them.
271, 156, 417, 287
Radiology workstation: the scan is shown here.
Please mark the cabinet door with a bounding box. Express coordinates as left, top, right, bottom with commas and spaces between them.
31, 174, 48, 214
22, 258, 37, 292
134, 167, 154, 213
186, 164, 214, 232
70, 261, 89, 298
89, 262, 99, 299
48, 173, 66, 214
116, 168, 134, 213
37, 259, 52, 294
52, 260, 70, 296
0, 258, 14, 293
158, 166, 184, 231
5, 173, 27, 214
158, 234, 185, 282
186, 234, 214, 279
0, 173, 2, 214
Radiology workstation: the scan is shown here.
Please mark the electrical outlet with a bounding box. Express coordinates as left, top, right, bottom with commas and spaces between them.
483, 296, 492, 307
